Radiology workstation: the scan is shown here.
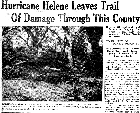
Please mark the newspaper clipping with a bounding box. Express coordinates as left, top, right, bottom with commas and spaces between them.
0, 0, 139, 113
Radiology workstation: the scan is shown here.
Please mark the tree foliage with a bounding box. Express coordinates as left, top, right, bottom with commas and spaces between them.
2, 26, 103, 80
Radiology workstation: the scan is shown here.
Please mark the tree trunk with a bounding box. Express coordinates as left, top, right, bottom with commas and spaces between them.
64, 34, 73, 68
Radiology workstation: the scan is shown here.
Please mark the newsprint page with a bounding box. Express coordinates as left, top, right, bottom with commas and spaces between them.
0, 0, 139, 113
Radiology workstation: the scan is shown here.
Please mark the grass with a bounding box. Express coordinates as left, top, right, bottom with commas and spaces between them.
2, 69, 102, 101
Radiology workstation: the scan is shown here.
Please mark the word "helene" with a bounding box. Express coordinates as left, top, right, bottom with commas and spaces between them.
43, 1, 97, 10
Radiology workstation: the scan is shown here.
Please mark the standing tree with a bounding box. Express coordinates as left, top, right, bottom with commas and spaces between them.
2, 26, 94, 79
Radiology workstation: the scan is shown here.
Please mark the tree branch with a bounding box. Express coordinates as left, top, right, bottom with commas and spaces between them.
48, 27, 62, 45
37, 27, 48, 46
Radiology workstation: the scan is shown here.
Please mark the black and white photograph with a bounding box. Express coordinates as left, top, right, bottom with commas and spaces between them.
2, 26, 103, 101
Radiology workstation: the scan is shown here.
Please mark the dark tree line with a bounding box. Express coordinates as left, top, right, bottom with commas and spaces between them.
2, 26, 103, 80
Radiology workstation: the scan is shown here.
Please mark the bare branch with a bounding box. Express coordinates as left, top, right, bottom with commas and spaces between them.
37, 27, 48, 46
17, 35, 30, 48
48, 27, 62, 44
